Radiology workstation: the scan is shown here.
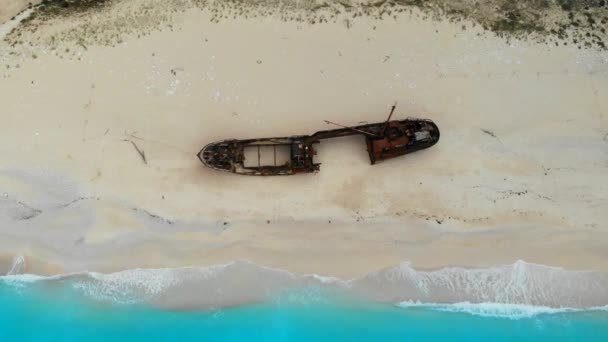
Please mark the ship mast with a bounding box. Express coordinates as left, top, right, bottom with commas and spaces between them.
382, 102, 398, 138
385, 102, 397, 123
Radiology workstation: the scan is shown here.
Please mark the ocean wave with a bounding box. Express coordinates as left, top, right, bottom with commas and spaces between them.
398, 301, 608, 319
2, 259, 607, 310
349, 260, 608, 308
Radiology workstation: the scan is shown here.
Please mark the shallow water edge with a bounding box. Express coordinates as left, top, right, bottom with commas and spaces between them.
1, 275, 607, 342
2, 259, 607, 310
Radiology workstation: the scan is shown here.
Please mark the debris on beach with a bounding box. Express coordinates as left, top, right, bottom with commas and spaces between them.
197, 105, 440, 176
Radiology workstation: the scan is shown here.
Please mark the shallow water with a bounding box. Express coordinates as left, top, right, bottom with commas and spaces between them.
1, 277, 607, 342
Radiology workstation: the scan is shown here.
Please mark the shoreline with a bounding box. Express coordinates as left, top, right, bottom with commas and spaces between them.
2, 259, 608, 310
2, 218, 608, 278
1, 0, 607, 296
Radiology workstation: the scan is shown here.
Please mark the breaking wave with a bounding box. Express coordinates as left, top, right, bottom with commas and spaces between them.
2, 259, 607, 310
349, 260, 608, 308
398, 301, 608, 319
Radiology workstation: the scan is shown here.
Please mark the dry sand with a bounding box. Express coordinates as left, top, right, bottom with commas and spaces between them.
0, 0, 607, 278
0, 0, 39, 25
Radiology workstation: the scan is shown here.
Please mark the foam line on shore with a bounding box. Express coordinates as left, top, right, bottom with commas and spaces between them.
398, 301, 608, 319
2, 259, 607, 310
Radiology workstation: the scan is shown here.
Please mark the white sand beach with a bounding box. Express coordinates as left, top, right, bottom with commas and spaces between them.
0, 0, 38, 25
0, 0, 607, 279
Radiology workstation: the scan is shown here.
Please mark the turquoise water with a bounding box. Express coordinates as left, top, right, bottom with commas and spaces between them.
1, 281, 607, 342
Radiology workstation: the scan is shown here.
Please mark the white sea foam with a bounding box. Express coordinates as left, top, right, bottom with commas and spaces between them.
6, 255, 26, 275
398, 301, 580, 319
1, 260, 607, 310
312, 274, 341, 284
350, 260, 608, 308
2, 273, 47, 283
72, 262, 241, 304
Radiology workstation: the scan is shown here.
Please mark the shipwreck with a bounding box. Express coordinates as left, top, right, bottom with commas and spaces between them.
197, 105, 440, 176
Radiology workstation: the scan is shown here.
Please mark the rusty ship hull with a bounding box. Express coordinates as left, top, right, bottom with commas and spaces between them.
197, 118, 440, 176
